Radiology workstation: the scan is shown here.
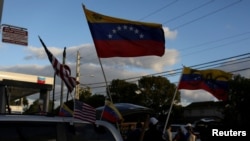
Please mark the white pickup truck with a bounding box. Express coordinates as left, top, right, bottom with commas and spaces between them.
0, 115, 124, 141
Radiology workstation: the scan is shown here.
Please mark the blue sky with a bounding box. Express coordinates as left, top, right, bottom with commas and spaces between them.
0, 0, 250, 106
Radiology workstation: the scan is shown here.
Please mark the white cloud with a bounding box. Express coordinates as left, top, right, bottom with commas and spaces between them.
2, 44, 249, 106
24, 45, 67, 60
100, 48, 180, 72
3, 43, 180, 101
24, 43, 180, 72
216, 58, 250, 79
4, 35, 249, 106
134, 48, 179, 71
22, 26, 180, 73
163, 26, 177, 39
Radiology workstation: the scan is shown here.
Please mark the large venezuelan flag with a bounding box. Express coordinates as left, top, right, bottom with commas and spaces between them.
178, 67, 232, 101
102, 100, 123, 123
82, 5, 165, 58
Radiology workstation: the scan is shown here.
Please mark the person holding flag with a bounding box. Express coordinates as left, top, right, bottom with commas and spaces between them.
142, 117, 166, 141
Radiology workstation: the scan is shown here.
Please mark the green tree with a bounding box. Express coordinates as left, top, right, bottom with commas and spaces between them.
23, 99, 53, 114
86, 94, 106, 108
79, 86, 92, 101
107, 76, 179, 118
224, 74, 250, 128
138, 76, 179, 116
108, 79, 139, 103
78, 86, 105, 108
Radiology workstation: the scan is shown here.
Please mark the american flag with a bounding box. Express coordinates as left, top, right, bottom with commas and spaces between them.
74, 100, 96, 123
39, 36, 79, 93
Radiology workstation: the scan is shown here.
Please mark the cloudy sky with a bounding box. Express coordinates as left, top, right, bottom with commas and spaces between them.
0, 0, 249, 106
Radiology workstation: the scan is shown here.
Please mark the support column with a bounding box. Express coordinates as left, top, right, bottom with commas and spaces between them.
39, 89, 50, 113
0, 85, 6, 114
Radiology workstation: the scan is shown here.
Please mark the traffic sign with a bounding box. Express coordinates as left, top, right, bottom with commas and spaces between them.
2, 25, 28, 46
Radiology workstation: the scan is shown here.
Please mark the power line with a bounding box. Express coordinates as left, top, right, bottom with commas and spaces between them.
181, 37, 250, 58
65, 0, 246, 73
138, 0, 179, 21
75, 29, 250, 76
136, 31, 250, 66
80, 53, 250, 91
178, 31, 250, 51
163, 0, 214, 24
58, 0, 246, 92
169, 0, 242, 30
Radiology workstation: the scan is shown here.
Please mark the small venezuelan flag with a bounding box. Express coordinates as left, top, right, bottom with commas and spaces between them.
102, 100, 123, 123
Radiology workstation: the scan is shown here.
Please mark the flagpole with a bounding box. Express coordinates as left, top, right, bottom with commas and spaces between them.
98, 57, 113, 120
51, 72, 56, 113
97, 57, 113, 103
39, 36, 79, 113
97, 57, 121, 131
60, 47, 66, 107
162, 67, 184, 134
96, 57, 111, 119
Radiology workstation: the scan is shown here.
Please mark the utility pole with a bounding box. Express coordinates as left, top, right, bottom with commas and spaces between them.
75, 50, 80, 99
0, 0, 4, 26
60, 47, 66, 107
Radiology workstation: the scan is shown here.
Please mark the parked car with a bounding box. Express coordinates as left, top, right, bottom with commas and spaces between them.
0, 114, 124, 141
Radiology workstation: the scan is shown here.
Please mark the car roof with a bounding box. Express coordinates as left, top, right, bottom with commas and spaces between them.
0, 114, 86, 123
0, 114, 124, 141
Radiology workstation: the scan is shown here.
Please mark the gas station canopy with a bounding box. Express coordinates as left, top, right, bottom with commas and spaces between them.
0, 71, 53, 101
